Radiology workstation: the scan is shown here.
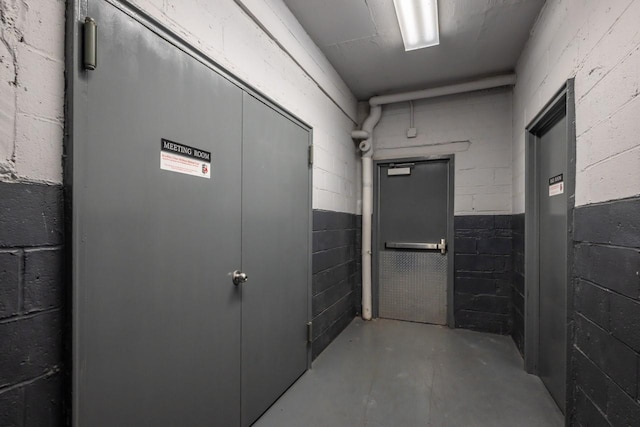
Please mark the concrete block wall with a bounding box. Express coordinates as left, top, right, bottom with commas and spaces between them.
374, 88, 513, 215
572, 197, 640, 426
0, 182, 65, 425
454, 215, 513, 335
511, 214, 525, 356
0, 0, 65, 183
311, 211, 361, 359
512, 0, 640, 212
1, 4, 67, 422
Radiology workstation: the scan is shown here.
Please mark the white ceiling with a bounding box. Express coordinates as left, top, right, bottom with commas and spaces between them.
282, 0, 545, 100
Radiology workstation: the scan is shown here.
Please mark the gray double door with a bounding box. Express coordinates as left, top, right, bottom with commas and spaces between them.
72, 2, 310, 426
376, 160, 451, 325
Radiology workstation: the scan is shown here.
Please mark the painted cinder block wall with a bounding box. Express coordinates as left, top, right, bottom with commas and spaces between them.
1, 1, 67, 425
512, 0, 640, 211
0, 182, 65, 425
0, 0, 361, 424
0, 0, 65, 183
512, 0, 640, 423
311, 211, 361, 359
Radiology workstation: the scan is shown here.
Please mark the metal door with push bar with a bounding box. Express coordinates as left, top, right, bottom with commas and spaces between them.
375, 159, 452, 325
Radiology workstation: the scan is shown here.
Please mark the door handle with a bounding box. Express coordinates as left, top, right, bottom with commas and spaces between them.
232, 270, 248, 286
385, 239, 447, 254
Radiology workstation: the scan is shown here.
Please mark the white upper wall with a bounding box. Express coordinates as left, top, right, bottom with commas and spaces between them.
0, 0, 65, 183
0, 0, 361, 214
512, 0, 640, 212
373, 88, 513, 215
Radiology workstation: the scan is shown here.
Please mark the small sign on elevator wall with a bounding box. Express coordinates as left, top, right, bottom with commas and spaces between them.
160, 138, 211, 179
548, 174, 564, 196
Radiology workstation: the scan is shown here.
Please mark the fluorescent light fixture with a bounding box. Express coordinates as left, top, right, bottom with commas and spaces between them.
393, 0, 440, 51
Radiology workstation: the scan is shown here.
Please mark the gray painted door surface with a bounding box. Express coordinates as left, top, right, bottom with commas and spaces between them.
537, 116, 568, 412
377, 160, 449, 324
241, 94, 310, 426
75, 2, 309, 426
77, 1, 242, 425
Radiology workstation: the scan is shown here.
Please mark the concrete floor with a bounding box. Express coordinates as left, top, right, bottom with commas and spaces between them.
255, 318, 563, 427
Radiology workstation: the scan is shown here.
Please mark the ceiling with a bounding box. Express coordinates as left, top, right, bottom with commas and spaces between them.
282, 0, 545, 100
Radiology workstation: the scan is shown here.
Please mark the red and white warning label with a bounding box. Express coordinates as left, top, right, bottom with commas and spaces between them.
548, 174, 564, 196
160, 139, 211, 179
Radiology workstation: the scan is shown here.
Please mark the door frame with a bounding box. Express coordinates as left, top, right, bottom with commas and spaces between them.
65, 1, 314, 424
372, 155, 455, 327
524, 80, 576, 411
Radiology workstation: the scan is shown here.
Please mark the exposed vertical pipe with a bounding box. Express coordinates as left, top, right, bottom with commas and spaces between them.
360, 156, 373, 320
351, 74, 517, 322
357, 106, 381, 321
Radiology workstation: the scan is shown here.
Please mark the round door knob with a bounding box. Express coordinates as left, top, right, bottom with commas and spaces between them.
232, 270, 248, 286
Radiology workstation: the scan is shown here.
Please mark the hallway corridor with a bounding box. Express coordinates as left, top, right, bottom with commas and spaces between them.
3, 1, 640, 424
256, 319, 563, 426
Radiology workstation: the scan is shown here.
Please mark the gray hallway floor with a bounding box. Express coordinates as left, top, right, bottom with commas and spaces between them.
255, 318, 563, 427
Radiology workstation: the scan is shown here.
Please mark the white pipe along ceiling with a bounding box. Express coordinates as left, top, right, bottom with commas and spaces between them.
352, 73, 517, 321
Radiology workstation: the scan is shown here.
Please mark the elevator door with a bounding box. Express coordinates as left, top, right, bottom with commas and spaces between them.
73, 1, 310, 426
377, 160, 450, 324
538, 115, 568, 412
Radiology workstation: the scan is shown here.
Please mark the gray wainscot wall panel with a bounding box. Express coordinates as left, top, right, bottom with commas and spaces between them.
0, 182, 65, 426
454, 215, 513, 335
570, 196, 640, 426
312, 210, 361, 360
511, 213, 525, 355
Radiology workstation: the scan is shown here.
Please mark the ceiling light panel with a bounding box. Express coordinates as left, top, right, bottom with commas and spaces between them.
393, 0, 440, 51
